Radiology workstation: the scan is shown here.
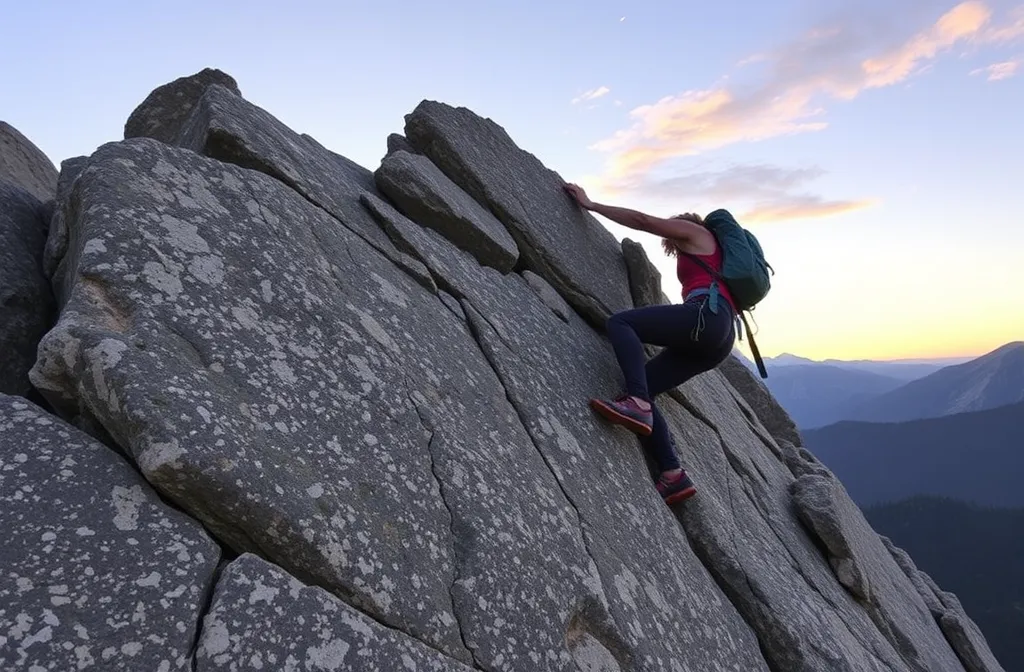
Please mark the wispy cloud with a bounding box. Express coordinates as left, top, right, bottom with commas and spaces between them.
613, 163, 876, 223
588, 1, 1024, 218
572, 86, 610, 105
971, 57, 1021, 78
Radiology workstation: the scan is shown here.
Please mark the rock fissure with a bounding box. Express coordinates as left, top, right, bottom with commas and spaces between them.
458, 298, 627, 650
187, 558, 230, 671
406, 388, 482, 669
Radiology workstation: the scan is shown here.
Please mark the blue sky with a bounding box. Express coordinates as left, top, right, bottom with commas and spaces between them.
4, 0, 1023, 360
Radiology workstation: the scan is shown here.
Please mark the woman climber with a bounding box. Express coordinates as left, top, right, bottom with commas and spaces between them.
564, 182, 738, 505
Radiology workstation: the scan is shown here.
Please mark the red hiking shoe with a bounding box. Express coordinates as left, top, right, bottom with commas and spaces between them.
589, 395, 654, 436
657, 470, 697, 504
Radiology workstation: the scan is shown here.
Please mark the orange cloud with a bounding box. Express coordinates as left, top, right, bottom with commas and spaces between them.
861, 1, 991, 88
971, 58, 1021, 79
743, 197, 878, 223
592, 1, 1023, 187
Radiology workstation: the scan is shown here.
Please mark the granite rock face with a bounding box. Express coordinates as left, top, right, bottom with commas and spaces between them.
621, 238, 669, 308
195, 554, 475, 672
404, 100, 634, 325
0, 182, 56, 397
0, 394, 220, 672
375, 149, 519, 271
124, 68, 241, 144
2, 72, 1004, 672
1, 120, 59, 201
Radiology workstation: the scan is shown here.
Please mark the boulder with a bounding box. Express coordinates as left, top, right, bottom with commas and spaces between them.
195, 553, 474, 671
0, 394, 219, 671
42, 155, 90, 282
386, 132, 415, 156
30, 138, 637, 670
0, 121, 58, 201
124, 68, 241, 144
375, 149, 519, 271
621, 238, 669, 307
0, 182, 55, 397
404, 100, 633, 325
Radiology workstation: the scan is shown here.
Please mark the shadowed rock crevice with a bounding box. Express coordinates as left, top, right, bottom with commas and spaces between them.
406, 391, 482, 667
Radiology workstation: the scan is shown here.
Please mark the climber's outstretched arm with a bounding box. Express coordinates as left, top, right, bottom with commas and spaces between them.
563, 183, 704, 242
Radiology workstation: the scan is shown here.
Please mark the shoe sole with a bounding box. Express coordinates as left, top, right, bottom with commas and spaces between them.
589, 398, 653, 437
664, 486, 697, 504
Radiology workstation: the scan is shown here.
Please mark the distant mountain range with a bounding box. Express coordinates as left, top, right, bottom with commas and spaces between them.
802, 399, 1024, 508
736, 342, 1023, 429
841, 341, 1024, 424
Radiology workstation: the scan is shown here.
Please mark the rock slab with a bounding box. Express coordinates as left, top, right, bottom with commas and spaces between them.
124, 68, 241, 144
0, 121, 58, 201
196, 553, 474, 672
0, 394, 220, 671
375, 149, 519, 271
404, 100, 633, 324
791, 473, 967, 671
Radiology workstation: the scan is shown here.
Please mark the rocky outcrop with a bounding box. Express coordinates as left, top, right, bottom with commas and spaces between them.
0, 182, 56, 397
404, 100, 633, 326
0, 71, 1006, 672
196, 553, 474, 671
124, 68, 241, 144
375, 149, 519, 271
0, 394, 219, 671
1, 120, 59, 201
621, 238, 668, 308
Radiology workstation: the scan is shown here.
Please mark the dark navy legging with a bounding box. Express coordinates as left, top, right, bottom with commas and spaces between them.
605, 294, 737, 471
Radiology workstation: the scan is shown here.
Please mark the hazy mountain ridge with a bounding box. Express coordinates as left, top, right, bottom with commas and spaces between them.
761, 363, 907, 428
843, 341, 1024, 423
803, 399, 1024, 508
735, 343, 1022, 428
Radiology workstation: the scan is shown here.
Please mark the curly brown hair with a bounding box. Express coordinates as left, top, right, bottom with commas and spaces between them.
660, 213, 704, 258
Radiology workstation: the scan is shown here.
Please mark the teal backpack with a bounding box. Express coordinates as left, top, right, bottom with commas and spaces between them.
682, 209, 773, 378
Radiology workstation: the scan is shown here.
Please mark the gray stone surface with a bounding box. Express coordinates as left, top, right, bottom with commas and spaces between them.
522, 270, 573, 324
717, 353, 803, 447
791, 473, 967, 671
125, 68, 241, 144
29, 138, 639, 670
404, 100, 633, 325
362, 193, 771, 670
375, 149, 519, 271
663, 374, 913, 672
176, 83, 425, 283
8, 69, 1000, 671
0, 182, 55, 397
0, 393, 220, 671
196, 554, 475, 672
43, 155, 90, 282
621, 238, 668, 307
386, 132, 415, 156
0, 121, 58, 201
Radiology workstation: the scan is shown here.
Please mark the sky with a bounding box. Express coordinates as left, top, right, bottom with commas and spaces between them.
3, 0, 1022, 362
